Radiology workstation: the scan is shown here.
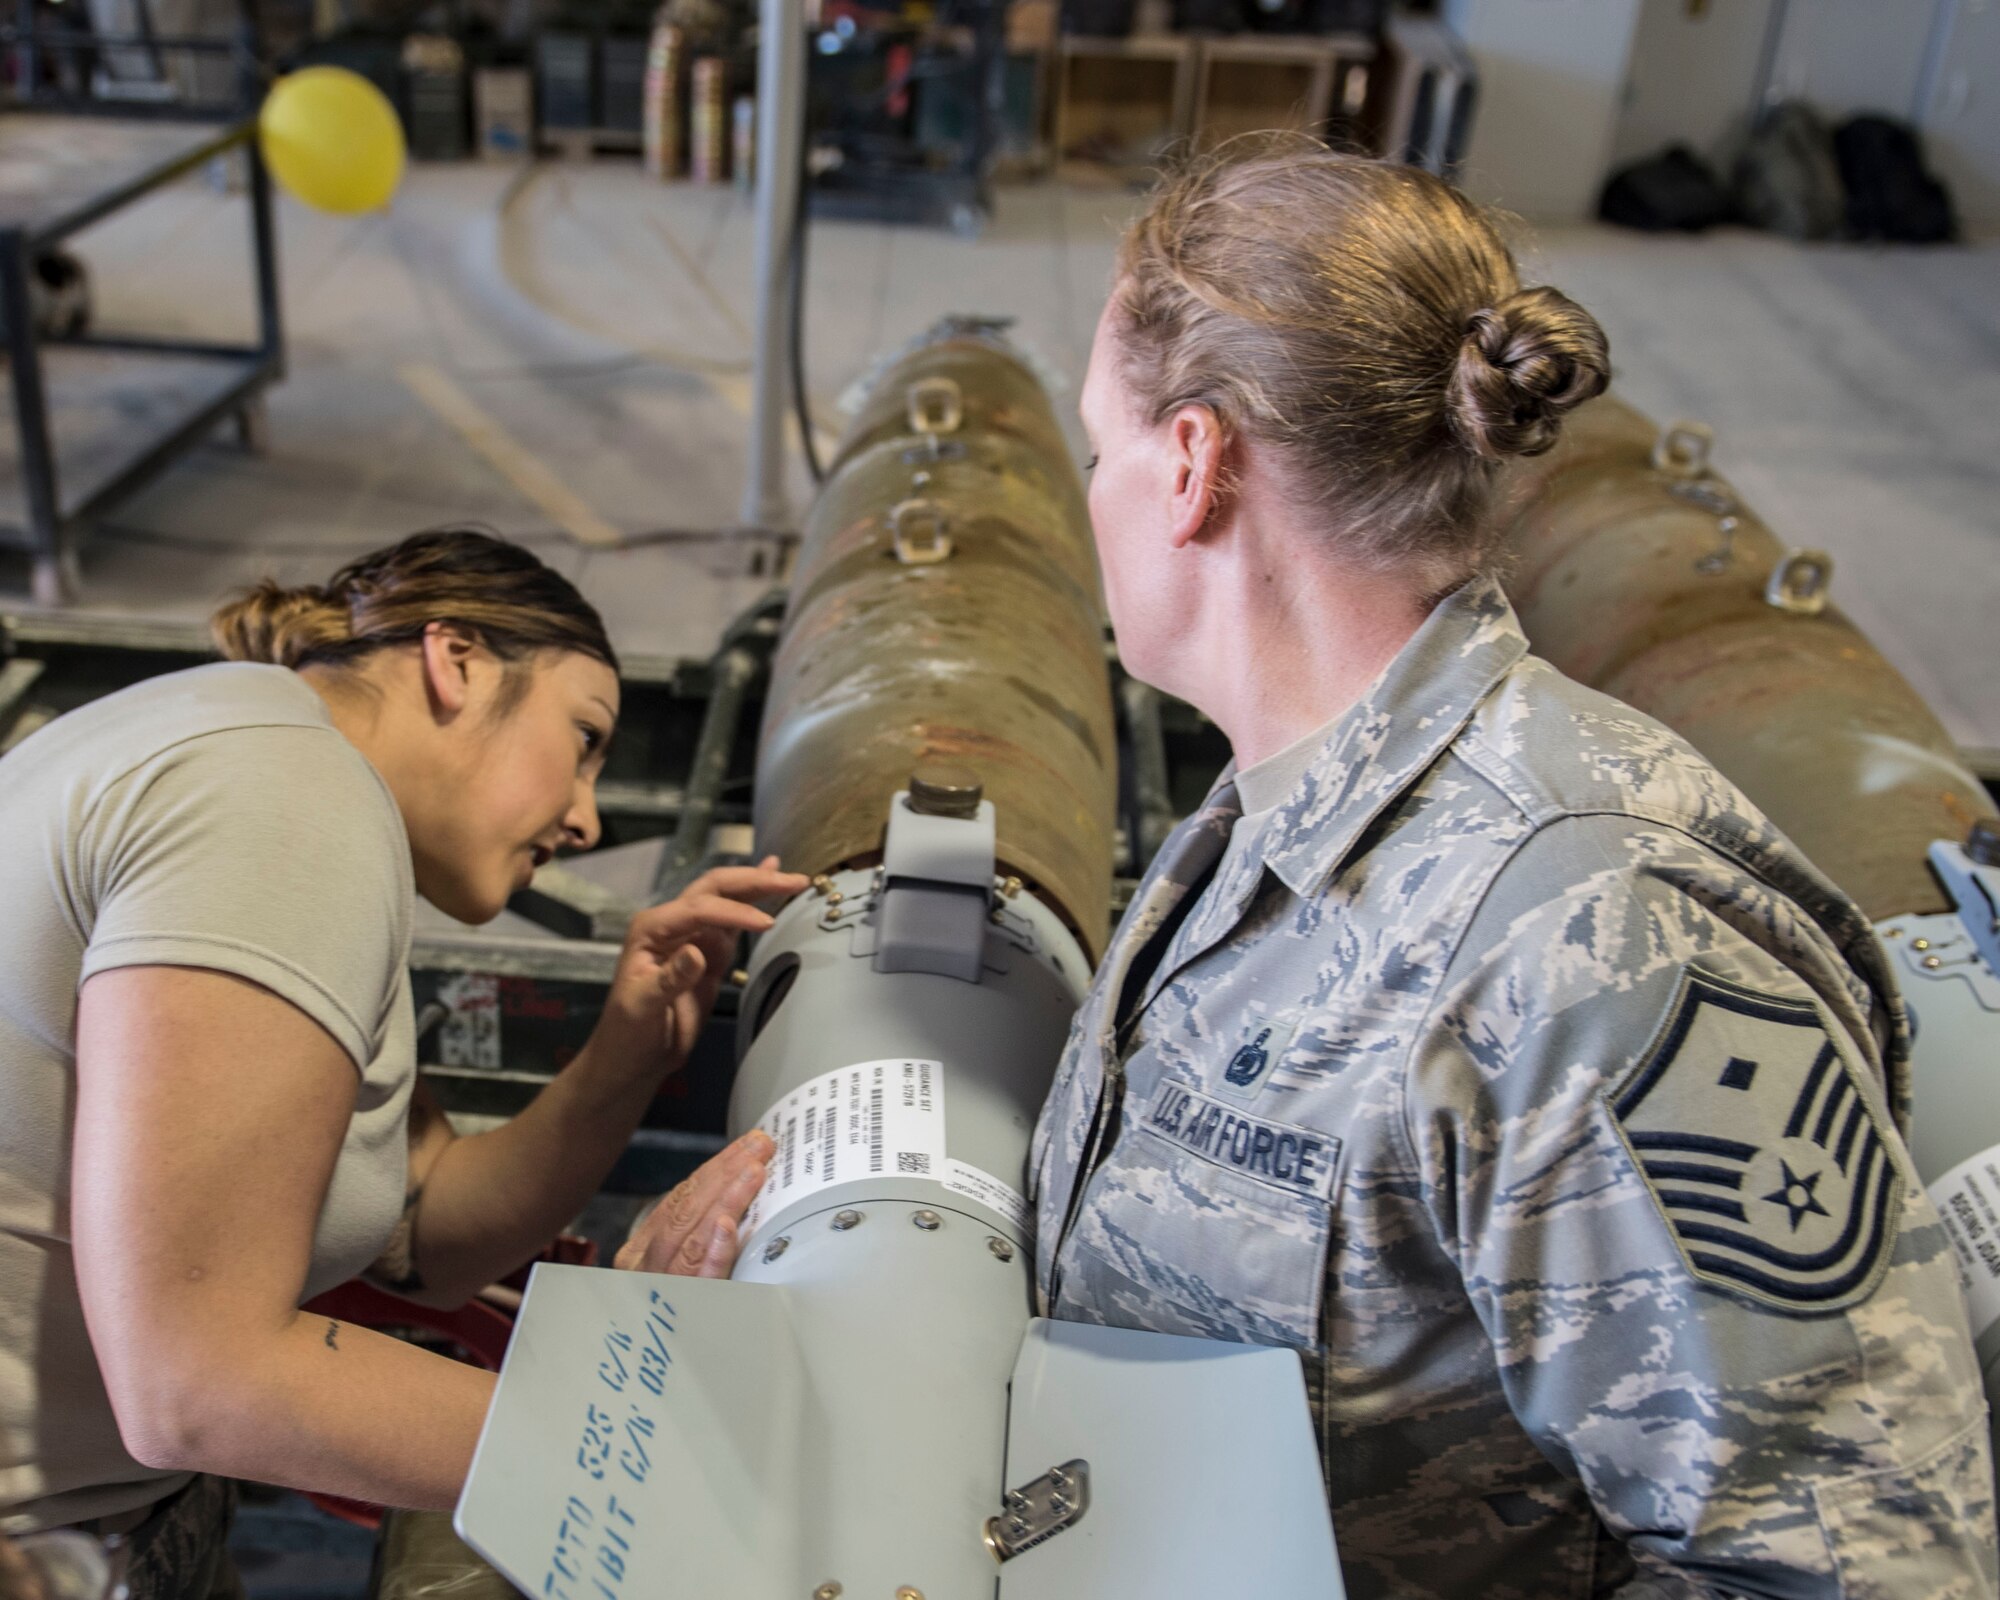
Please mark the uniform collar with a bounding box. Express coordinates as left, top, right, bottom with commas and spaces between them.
1118, 577, 1527, 1026
1250, 575, 1527, 899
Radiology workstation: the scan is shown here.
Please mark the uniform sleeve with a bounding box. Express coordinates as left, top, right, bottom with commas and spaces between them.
77, 725, 411, 1073
1407, 813, 1997, 1599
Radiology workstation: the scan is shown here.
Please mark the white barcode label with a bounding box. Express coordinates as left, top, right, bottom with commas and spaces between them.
436, 973, 501, 1070
942, 1159, 1033, 1239
1929, 1144, 2000, 1342
742, 1060, 946, 1236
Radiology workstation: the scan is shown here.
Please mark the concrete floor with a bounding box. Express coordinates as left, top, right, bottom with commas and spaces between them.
3, 158, 1996, 745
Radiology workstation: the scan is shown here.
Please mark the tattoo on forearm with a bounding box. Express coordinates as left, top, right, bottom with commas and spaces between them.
325, 1320, 339, 1350
367, 1184, 430, 1295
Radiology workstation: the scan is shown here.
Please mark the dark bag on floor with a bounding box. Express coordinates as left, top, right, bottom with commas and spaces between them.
1599, 145, 1732, 231
1835, 114, 1957, 243
1734, 102, 1846, 240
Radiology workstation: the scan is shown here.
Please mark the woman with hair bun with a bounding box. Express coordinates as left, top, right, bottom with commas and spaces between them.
0, 529, 800, 1598
1033, 140, 1992, 1595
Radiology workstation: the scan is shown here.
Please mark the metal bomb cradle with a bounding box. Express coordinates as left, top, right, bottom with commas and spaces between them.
453, 324, 1345, 1599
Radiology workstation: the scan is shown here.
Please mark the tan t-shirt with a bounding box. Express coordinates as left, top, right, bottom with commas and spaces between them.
0, 663, 416, 1533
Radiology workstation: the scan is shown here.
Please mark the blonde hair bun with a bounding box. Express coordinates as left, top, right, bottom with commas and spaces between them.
1448, 288, 1611, 462
211, 579, 352, 668
1112, 138, 1613, 584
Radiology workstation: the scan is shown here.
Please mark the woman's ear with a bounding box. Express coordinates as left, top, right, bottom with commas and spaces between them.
1167, 403, 1227, 549
417, 622, 481, 721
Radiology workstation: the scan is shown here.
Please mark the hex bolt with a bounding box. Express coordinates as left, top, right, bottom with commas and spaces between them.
1048, 1468, 1069, 1490
1000, 875, 1022, 899
987, 1236, 1015, 1262
763, 1236, 790, 1263
1004, 1490, 1029, 1512
911, 1209, 942, 1231
1050, 1496, 1069, 1515
811, 875, 835, 897
813, 1586, 842, 1600
1008, 1517, 1029, 1537
1914, 938, 1931, 950
831, 1209, 862, 1231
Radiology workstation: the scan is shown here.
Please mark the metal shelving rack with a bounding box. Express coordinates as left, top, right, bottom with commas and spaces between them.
0, 18, 283, 604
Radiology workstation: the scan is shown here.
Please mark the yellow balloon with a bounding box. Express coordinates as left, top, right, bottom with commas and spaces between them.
259, 66, 406, 215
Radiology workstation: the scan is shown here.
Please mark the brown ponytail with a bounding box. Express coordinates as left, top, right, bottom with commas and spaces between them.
211, 528, 618, 677
210, 580, 353, 669
1111, 135, 1611, 585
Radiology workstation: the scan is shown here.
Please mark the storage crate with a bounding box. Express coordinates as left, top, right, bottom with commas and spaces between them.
296, 32, 402, 109
599, 35, 649, 134
405, 69, 468, 160
997, 50, 1054, 173
1375, 17, 1475, 177
1053, 34, 1195, 169
536, 31, 595, 132
474, 67, 534, 160
1190, 31, 1372, 149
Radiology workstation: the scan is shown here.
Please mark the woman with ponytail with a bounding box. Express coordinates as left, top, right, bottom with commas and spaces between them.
0, 530, 799, 1597
1032, 139, 1991, 1595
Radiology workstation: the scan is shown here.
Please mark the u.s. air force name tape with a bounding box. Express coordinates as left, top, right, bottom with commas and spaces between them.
1141, 1079, 1338, 1202
741, 1059, 1032, 1239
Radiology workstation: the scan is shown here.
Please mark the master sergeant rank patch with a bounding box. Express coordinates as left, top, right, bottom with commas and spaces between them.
1608, 969, 1903, 1315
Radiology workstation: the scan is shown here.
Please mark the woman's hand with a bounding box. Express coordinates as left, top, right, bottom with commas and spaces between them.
397, 860, 802, 1316
614, 1129, 776, 1276
595, 858, 808, 1079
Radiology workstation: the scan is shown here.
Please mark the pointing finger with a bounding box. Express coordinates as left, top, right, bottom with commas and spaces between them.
677, 865, 811, 905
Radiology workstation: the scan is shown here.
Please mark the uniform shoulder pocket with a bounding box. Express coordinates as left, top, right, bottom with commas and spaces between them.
1812, 1418, 1998, 1598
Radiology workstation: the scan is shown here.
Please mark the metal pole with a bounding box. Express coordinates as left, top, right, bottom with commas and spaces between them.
14, 0, 35, 99
1749, 0, 1792, 116
738, 0, 806, 532
651, 644, 760, 901
247, 129, 284, 372
1, 231, 71, 605
1910, 0, 1960, 128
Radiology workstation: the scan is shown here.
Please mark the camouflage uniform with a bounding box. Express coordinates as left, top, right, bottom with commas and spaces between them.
1031, 577, 1997, 1599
